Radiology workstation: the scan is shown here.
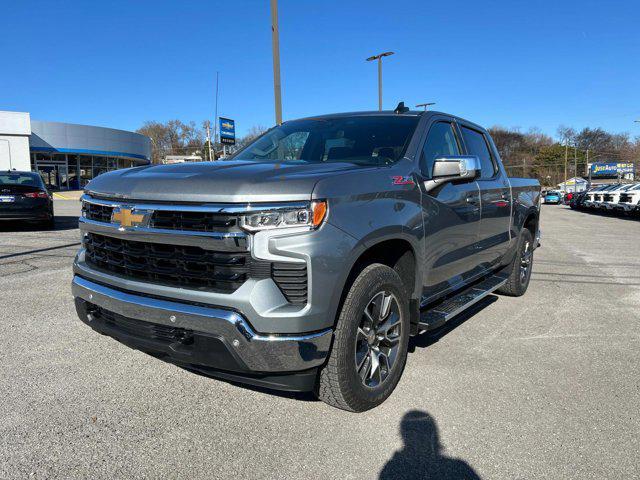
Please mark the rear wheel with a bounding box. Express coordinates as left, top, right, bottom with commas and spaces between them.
317, 264, 410, 412
497, 228, 534, 297
41, 213, 55, 230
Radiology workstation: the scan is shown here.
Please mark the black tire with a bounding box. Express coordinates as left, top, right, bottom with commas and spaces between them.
316, 264, 410, 412
497, 228, 534, 297
41, 215, 55, 230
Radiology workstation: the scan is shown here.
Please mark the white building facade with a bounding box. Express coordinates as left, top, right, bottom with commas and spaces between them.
0, 111, 151, 190
0, 111, 32, 171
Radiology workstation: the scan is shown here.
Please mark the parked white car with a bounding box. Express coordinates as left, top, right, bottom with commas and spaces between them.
601, 183, 639, 210
612, 183, 640, 213
584, 184, 618, 208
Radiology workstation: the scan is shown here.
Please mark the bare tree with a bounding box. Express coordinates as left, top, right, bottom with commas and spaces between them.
137, 120, 205, 163
556, 125, 576, 145
236, 125, 268, 149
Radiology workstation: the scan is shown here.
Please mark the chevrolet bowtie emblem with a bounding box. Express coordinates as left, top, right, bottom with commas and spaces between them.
111, 206, 150, 230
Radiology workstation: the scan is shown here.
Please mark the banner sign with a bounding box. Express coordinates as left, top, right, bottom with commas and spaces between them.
219, 118, 235, 145
590, 162, 635, 177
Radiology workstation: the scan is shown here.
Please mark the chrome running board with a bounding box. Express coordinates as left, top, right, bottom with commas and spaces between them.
417, 274, 508, 332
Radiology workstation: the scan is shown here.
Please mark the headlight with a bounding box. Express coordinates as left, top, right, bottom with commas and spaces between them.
240, 201, 327, 232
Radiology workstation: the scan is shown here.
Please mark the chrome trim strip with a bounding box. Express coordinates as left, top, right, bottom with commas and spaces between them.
72, 276, 332, 372
82, 194, 309, 213
73, 274, 242, 326
79, 217, 249, 251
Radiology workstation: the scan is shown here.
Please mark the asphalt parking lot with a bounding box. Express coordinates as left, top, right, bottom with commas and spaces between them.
1, 200, 639, 479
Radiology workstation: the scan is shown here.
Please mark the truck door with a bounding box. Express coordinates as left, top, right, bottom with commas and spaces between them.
459, 124, 512, 271
419, 120, 482, 303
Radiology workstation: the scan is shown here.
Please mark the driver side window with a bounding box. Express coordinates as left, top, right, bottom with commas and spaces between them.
420, 122, 460, 178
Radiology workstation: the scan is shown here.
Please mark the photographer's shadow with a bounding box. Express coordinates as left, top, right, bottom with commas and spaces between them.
379, 410, 481, 480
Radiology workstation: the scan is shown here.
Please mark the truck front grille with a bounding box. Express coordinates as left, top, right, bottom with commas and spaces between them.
272, 263, 308, 305
150, 210, 238, 232
620, 194, 633, 203
84, 203, 114, 223
84, 232, 251, 293
83, 202, 238, 233
603, 194, 614, 202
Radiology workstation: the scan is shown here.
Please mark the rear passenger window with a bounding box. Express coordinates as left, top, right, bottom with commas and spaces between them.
461, 126, 496, 179
420, 122, 460, 178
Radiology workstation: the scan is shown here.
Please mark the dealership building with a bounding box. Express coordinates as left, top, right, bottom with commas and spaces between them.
0, 111, 151, 190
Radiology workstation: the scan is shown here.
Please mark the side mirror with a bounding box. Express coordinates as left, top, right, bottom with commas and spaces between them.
424, 155, 480, 192
432, 156, 480, 180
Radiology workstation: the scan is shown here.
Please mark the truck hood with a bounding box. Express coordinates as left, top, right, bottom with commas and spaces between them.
86, 160, 373, 203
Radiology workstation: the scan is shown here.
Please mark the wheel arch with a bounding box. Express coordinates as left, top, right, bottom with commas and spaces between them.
329, 233, 422, 329
523, 209, 539, 238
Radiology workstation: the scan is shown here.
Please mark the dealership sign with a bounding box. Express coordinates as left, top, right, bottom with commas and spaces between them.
219, 117, 235, 145
590, 162, 635, 177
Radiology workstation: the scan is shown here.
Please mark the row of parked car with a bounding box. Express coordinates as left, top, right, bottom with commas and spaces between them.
568, 183, 640, 215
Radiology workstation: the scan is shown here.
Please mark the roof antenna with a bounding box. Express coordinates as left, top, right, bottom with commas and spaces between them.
394, 101, 409, 114
416, 102, 436, 111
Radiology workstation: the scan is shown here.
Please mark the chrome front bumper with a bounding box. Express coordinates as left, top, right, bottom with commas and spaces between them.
72, 276, 332, 373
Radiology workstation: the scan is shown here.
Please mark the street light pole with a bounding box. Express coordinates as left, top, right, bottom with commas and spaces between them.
213, 71, 219, 148
366, 51, 394, 111
270, 0, 283, 125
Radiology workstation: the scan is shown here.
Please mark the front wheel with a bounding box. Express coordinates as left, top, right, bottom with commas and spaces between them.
316, 264, 410, 412
497, 228, 534, 297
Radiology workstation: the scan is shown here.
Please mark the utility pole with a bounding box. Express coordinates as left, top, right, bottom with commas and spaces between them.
585, 149, 589, 190
573, 146, 577, 193
205, 121, 213, 161
270, 0, 283, 125
366, 51, 394, 111
213, 71, 220, 158
563, 140, 568, 192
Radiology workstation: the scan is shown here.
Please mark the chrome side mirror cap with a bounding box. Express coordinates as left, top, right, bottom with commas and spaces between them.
432, 156, 480, 180
425, 156, 480, 192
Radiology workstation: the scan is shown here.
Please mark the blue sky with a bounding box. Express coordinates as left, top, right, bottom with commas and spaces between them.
2, 0, 639, 139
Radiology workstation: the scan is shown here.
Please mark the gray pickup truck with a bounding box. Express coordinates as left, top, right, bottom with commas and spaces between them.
72, 107, 540, 411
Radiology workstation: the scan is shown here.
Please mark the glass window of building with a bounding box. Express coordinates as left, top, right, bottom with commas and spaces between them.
67, 154, 80, 189
93, 156, 108, 179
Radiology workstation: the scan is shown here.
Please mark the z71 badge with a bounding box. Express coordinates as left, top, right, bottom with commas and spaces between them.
391, 176, 415, 186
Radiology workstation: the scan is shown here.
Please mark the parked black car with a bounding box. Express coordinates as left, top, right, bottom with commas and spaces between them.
0, 171, 54, 228
569, 190, 589, 209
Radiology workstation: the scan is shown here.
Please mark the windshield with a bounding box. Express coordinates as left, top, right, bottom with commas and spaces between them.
232, 116, 420, 166
0, 172, 43, 187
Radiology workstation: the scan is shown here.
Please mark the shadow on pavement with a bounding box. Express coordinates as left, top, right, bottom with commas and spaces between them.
0, 215, 79, 232
409, 295, 498, 352
379, 410, 481, 480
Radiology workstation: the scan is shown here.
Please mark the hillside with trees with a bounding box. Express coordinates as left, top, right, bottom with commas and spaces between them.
490, 126, 640, 186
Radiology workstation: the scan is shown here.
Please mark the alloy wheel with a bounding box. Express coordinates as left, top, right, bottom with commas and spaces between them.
520, 240, 532, 283
354, 291, 402, 388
